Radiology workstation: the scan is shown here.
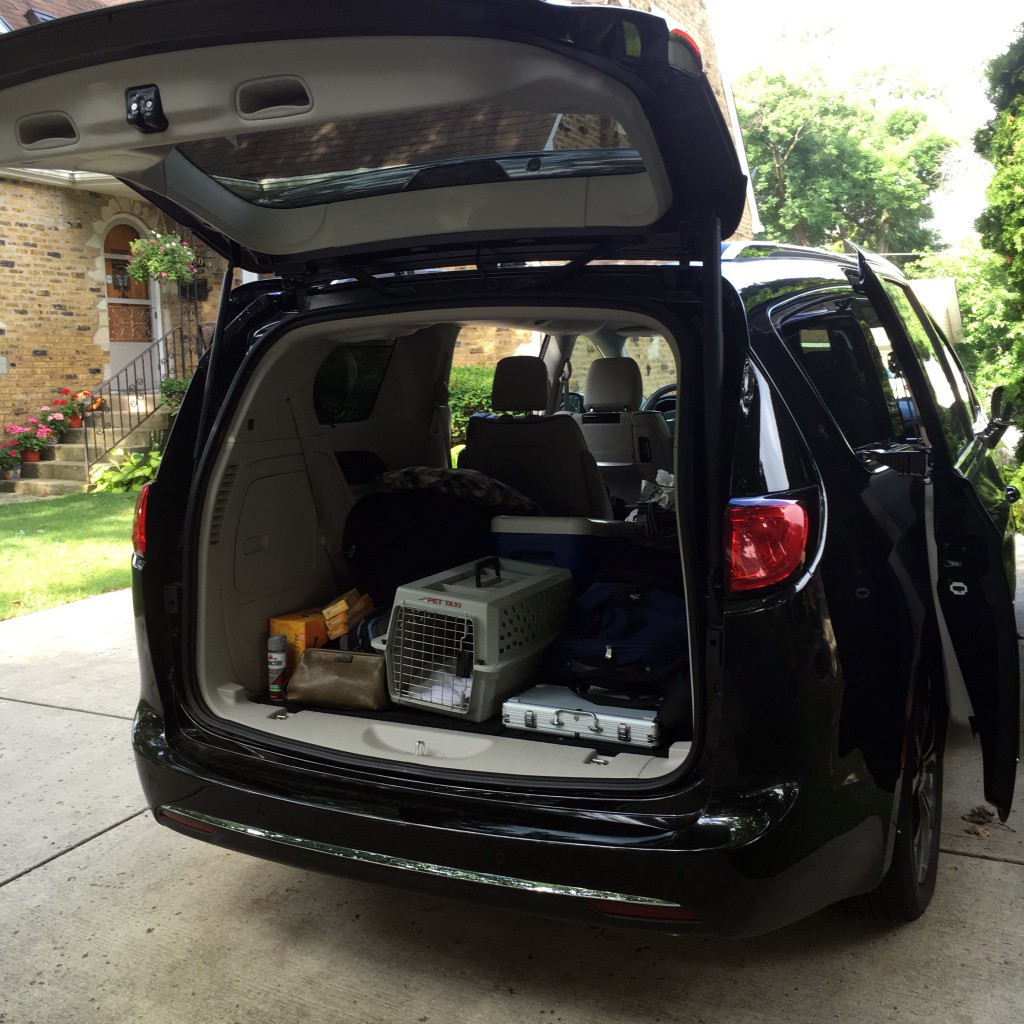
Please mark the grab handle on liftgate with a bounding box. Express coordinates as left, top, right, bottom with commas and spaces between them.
550, 708, 603, 734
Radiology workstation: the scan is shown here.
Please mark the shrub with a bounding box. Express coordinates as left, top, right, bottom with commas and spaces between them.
449, 365, 495, 443
90, 448, 162, 493
160, 376, 192, 411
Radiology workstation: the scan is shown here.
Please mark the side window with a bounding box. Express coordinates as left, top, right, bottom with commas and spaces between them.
567, 336, 602, 397
732, 360, 816, 495
622, 335, 676, 396
923, 310, 982, 424
779, 298, 911, 449
879, 282, 973, 454
313, 342, 393, 424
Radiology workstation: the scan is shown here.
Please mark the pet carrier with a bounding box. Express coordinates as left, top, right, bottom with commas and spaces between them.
386, 557, 571, 721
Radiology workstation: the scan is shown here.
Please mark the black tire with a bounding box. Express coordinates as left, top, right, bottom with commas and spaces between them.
849, 680, 947, 923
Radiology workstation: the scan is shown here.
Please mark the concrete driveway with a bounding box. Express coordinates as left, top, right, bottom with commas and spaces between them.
1, 589, 1021, 1024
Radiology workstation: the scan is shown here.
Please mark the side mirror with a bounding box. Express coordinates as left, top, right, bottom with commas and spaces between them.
563, 391, 583, 414
979, 384, 1016, 449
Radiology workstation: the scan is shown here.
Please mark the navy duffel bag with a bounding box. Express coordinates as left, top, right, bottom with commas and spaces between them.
545, 583, 688, 706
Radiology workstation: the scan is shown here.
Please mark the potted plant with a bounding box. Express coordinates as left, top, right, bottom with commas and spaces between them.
0, 437, 22, 480
127, 231, 196, 283
55, 388, 92, 428
19, 424, 54, 461
37, 404, 69, 439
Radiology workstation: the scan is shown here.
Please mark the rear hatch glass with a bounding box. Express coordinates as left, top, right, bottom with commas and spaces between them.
181, 106, 640, 209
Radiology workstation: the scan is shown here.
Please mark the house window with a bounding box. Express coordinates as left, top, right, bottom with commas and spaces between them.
26, 10, 55, 24
0, 16, 12, 31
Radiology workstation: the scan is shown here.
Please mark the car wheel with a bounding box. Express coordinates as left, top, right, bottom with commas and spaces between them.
850, 679, 947, 923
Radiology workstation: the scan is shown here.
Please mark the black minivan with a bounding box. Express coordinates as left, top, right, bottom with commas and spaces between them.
2, 0, 1017, 936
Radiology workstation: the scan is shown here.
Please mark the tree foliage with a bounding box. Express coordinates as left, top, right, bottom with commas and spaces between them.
975, 26, 1024, 294
905, 238, 1024, 401
736, 70, 952, 253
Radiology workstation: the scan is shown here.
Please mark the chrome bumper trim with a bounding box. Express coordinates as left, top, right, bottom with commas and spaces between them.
161, 803, 680, 908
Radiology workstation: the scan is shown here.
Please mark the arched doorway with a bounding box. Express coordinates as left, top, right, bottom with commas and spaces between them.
104, 224, 157, 378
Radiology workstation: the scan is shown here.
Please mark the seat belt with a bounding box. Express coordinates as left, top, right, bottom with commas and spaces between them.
287, 394, 351, 581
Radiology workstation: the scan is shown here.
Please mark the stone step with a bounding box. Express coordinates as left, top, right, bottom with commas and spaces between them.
20, 459, 88, 482
0, 478, 87, 497
52, 443, 86, 463
90, 392, 163, 418
88, 405, 173, 426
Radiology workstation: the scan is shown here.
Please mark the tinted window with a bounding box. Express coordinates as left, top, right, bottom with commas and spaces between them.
732, 359, 816, 495
780, 298, 912, 449
313, 343, 393, 424
880, 282, 973, 453
924, 310, 982, 422
180, 105, 639, 209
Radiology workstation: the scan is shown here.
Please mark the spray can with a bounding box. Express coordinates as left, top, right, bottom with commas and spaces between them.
267, 634, 288, 701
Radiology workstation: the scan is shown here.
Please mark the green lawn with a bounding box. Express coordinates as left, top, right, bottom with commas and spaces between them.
0, 492, 138, 620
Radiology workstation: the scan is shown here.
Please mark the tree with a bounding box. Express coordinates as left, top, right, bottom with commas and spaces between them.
736, 70, 952, 253
905, 238, 1024, 402
975, 26, 1024, 294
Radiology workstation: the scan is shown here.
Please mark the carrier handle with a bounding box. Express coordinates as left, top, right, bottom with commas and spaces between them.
474, 556, 501, 588
550, 708, 603, 734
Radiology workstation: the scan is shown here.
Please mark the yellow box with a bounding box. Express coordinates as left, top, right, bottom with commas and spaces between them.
325, 593, 374, 640
323, 587, 361, 622
268, 607, 329, 671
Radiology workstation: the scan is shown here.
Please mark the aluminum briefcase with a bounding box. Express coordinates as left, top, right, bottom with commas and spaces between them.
501, 684, 658, 748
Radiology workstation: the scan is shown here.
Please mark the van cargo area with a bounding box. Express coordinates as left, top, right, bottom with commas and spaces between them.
190, 307, 697, 781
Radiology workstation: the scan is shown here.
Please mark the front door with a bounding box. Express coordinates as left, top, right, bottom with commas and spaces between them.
858, 253, 1020, 820
104, 224, 153, 380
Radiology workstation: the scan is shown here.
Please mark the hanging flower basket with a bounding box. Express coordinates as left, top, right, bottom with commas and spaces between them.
126, 231, 196, 284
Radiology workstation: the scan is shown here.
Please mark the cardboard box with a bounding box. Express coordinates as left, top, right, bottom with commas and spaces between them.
268, 607, 329, 671
325, 593, 374, 640
323, 587, 360, 622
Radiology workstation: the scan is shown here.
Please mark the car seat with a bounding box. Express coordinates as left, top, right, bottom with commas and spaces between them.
458, 355, 613, 518
574, 357, 673, 504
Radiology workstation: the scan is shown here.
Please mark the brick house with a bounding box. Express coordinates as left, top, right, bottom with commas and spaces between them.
0, 0, 755, 427
0, 0, 227, 430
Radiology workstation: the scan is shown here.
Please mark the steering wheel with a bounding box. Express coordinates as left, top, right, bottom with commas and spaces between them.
641, 383, 677, 427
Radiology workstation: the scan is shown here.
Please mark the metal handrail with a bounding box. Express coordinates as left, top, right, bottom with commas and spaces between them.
82, 322, 214, 471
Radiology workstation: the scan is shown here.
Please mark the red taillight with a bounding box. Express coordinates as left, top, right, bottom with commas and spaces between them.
668, 27, 702, 70
132, 481, 151, 558
726, 499, 809, 593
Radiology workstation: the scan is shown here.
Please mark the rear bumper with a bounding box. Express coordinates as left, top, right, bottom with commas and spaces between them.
133, 702, 886, 937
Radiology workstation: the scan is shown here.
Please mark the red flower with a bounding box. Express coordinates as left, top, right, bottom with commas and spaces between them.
60, 388, 72, 396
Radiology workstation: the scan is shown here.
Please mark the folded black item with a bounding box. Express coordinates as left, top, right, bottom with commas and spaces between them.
546, 583, 688, 705
343, 485, 528, 605
380, 466, 540, 514
286, 648, 389, 711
